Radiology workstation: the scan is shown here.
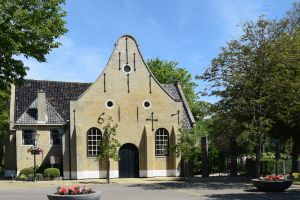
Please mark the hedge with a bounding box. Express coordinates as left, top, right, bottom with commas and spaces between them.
18, 167, 34, 177
44, 168, 60, 179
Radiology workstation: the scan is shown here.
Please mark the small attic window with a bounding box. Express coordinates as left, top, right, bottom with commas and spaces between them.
106, 99, 115, 109
122, 64, 132, 74
27, 108, 37, 120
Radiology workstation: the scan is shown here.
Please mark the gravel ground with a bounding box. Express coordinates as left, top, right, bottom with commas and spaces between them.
0, 177, 299, 200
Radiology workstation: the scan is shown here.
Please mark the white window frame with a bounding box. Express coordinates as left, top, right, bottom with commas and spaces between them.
105, 99, 115, 109
155, 128, 169, 156
87, 128, 102, 157
22, 129, 35, 146
143, 100, 152, 109
50, 129, 63, 146
122, 64, 132, 74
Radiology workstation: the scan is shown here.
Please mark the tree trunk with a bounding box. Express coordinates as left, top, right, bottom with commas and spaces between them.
230, 139, 238, 177
107, 159, 110, 184
255, 132, 262, 178
180, 158, 185, 180
255, 144, 261, 178
201, 136, 209, 177
292, 134, 300, 173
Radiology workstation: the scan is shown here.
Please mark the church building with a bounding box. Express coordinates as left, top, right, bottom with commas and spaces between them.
5, 35, 195, 179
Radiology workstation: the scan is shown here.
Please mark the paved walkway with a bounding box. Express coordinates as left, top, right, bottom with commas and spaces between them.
0, 177, 299, 200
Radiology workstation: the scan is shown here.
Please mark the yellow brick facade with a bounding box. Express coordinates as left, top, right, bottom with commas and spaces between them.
6, 35, 194, 179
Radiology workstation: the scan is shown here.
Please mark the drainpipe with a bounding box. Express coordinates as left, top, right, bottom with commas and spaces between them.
69, 109, 75, 180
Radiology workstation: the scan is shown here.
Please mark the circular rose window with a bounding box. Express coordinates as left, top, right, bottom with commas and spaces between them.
143, 100, 151, 109
122, 64, 132, 74
105, 99, 115, 109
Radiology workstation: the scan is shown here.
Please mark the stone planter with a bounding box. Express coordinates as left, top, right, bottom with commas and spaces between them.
47, 191, 102, 200
251, 179, 293, 192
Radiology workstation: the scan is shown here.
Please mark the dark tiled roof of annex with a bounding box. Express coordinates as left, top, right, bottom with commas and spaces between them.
14, 79, 91, 123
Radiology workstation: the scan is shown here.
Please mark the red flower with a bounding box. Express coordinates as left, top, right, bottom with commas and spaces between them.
262, 175, 286, 181
56, 185, 93, 195
58, 187, 68, 195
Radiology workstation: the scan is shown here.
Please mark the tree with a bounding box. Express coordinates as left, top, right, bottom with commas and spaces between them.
147, 58, 209, 120
97, 118, 120, 183
0, 0, 67, 89
198, 16, 296, 177
0, 88, 10, 167
175, 126, 199, 179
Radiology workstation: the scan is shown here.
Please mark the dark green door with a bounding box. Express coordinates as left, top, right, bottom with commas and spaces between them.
119, 143, 139, 178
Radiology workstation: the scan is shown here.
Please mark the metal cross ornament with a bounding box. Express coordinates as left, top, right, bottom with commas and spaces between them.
146, 112, 158, 131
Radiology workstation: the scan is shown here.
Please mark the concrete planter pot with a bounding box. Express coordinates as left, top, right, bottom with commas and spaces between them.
47, 191, 102, 200
251, 179, 293, 192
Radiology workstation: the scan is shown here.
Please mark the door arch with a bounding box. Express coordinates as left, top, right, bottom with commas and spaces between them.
118, 143, 139, 178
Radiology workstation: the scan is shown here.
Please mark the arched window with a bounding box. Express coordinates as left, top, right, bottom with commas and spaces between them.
87, 128, 102, 157
155, 128, 169, 156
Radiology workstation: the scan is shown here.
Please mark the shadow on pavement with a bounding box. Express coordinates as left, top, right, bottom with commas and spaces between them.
206, 189, 300, 200
127, 177, 253, 190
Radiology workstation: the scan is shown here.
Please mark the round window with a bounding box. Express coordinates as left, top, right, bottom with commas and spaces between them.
106, 100, 114, 109
143, 100, 151, 109
123, 64, 132, 74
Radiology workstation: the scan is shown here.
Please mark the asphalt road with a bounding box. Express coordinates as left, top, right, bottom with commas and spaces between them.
0, 178, 299, 200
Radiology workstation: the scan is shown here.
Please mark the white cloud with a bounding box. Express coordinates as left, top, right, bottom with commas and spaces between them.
23, 36, 109, 83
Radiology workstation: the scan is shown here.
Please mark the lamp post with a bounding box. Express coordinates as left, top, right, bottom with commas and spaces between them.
32, 132, 40, 182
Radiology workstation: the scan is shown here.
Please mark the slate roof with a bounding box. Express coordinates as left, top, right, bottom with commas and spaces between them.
161, 84, 195, 130
15, 79, 194, 129
15, 80, 91, 123
161, 84, 181, 100
16, 99, 65, 124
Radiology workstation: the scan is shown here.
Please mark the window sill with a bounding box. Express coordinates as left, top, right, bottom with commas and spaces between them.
86, 156, 98, 159
21, 144, 34, 147
155, 155, 169, 158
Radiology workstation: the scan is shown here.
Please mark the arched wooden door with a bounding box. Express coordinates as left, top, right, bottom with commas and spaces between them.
118, 143, 139, 178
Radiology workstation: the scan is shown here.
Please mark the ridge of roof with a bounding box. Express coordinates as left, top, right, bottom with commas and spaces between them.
175, 84, 195, 128
21, 78, 92, 84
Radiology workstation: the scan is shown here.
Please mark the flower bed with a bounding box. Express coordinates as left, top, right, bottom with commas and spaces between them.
47, 186, 102, 200
27, 147, 43, 154
252, 175, 293, 192
260, 175, 286, 181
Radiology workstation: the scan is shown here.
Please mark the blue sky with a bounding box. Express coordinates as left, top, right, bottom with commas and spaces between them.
23, 0, 295, 103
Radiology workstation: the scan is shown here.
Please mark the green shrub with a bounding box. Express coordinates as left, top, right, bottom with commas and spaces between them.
44, 168, 60, 179
36, 173, 43, 179
19, 167, 34, 177
260, 159, 275, 175
27, 174, 34, 180
18, 174, 27, 180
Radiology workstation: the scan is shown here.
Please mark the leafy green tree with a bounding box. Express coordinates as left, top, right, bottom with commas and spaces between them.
265, 28, 300, 172
97, 118, 120, 183
0, 88, 10, 167
207, 114, 254, 176
175, 126, 199, 179
198, 16, 295, 177
147, 58, 209, 120
0, 0, 67, 89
